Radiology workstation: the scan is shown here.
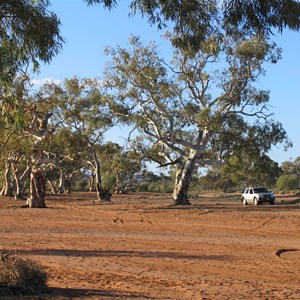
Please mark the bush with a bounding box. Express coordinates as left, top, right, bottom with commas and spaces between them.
276, 175, 299, 191
0, 251, 47, 295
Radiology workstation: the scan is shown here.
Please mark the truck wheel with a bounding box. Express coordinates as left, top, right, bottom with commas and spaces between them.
269, 200, 275, 205
253, 197, 258, 205
242, 198, 247, 205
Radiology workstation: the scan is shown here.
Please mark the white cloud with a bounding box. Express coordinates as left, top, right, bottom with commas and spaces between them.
30, 77, 61, 87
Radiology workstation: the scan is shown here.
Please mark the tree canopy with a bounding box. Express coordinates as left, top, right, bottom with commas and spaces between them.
103, 34, 290, 204
0, 0, 63, 123
1, 0, 298, 206
0, 0, 63, 80
84, 0, 300, 49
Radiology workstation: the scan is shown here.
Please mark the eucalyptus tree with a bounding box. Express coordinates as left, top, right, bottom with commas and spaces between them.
85, 0, 300, 50
103, 35, 289, 205
3, 139, 32, 199
221, 151, 282, 189
276, 157, 300, 191
0, 118, 14, 196
5, 75, 59, 207
0, 76, 55, 205
0, 117, 33, 199
0, 0, 63, 121
44, 128, 84, 194
276, 174, 299, 191
281, 157, 300, 177
99, 142, 146, 194
210, 114, 287, 189
0, 0, 63, 205
42, 77, 116, 201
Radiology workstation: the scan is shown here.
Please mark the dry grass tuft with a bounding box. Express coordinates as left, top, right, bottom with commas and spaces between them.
0, 250, 47, 296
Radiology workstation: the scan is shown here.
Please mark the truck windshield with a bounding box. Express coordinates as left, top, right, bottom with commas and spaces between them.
253, 188, 268, 193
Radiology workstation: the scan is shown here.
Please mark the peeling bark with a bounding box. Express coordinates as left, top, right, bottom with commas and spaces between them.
172, 152, 198, 205
27, 166, 46, 208
87, 148, 111, 202
25, 109, 54, 207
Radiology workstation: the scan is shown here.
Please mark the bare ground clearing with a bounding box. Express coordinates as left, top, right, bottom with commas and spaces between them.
1, 192, 300, 299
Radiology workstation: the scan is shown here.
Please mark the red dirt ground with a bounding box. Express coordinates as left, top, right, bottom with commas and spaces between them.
0, 192, 300, 299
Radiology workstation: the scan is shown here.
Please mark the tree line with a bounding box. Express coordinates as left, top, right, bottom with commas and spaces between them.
1, 0, 300, 207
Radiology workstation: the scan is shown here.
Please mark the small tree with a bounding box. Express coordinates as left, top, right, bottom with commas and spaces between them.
281, 157, 300, 177
221, 151, 282, 189
99, 142, 146, 194
276, 175, 299, 191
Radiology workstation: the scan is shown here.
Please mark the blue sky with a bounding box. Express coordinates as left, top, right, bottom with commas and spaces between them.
35, 0, 300, 166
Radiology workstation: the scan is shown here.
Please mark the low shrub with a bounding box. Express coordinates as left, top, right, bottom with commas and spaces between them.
0, 251, 47, 296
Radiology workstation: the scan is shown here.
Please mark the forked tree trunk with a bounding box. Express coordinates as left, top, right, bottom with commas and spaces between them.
48, 179, 58, 193
25, 109, 54, 207
13, 164, 30, 200
173, 153, 197, 205
27, 166, 46, 208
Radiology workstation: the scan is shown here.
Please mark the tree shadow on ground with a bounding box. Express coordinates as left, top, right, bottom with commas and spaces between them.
16, 248, 234, 261
0, 286, 148, 299
41, 287, 149, 299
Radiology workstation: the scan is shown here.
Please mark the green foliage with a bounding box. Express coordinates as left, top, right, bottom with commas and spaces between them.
223, 0, 300, 35
104, 34, 289, 195
0, 1, 63, 127
196, 170, 235, 193
0, 0, 63, 80
137, 174, 173, 193
196, 150, 282, 192
281, 157, 300, 177
85, 0, 300, 51
276, 157, 300, 192
276, 175, 299, 191
99, 142, 146, 193
221, 151, 282, 188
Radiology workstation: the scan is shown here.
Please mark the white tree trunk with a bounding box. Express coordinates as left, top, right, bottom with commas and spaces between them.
87, 174, 95, 191
27, 166, 46, 208
13, 171, 23, 199
12, 164, 30, 200
58, 169, 65, 194
48, 179, 57, 193
1, 161, 13, 197
92, 149, 111, 202
172, 151, 198, 205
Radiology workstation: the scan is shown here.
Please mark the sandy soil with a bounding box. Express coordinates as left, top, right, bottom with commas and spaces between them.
0, 192, 300, 299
